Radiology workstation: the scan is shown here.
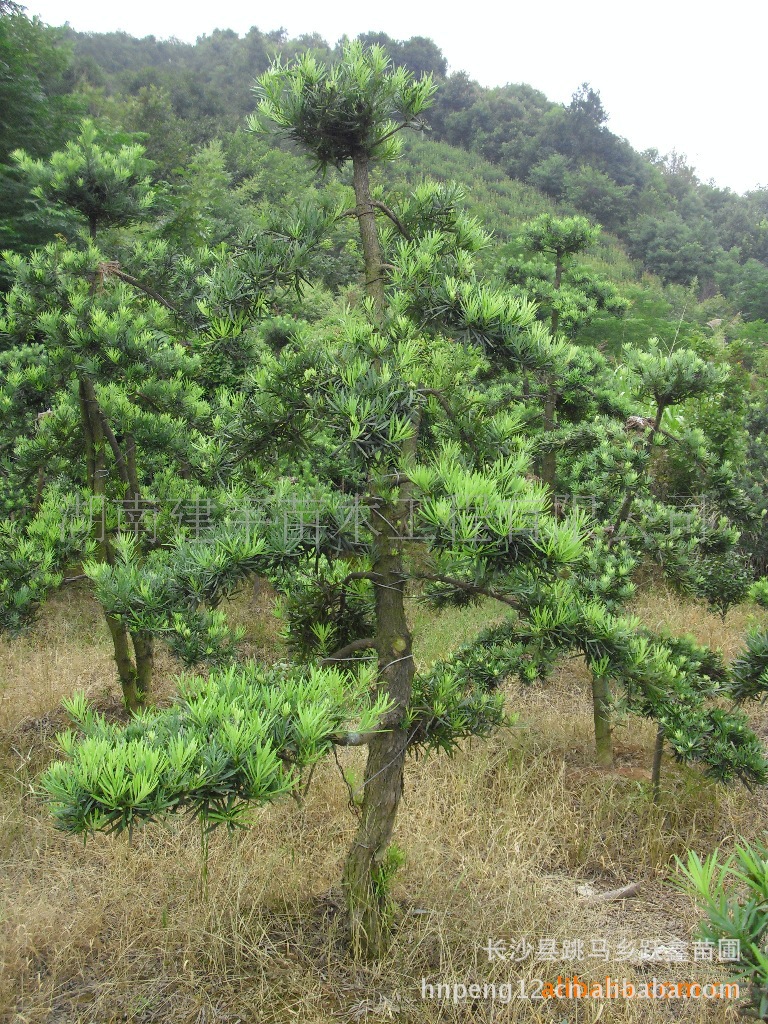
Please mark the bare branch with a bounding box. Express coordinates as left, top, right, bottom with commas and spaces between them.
583, 881, 641, 904
416, 573, 522, 611
370, 201, 411, 240
320, 637, 376, 666
94, 261, 181, 316
329, 731, 372, 747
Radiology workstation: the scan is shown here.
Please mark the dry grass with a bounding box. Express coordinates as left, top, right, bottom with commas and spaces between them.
1, 585, 766, 1023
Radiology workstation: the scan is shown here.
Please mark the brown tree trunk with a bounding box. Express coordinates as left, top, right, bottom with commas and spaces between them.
78, 376, 142, 710
107, 616, 141, 711
351, 152, 385, 314
342, 497, 414, 958
540, 266, 562, 495
591, 673, 613, 767
540, 379, 558, 494
341, 154, 417, 957
132, 631, 154, 703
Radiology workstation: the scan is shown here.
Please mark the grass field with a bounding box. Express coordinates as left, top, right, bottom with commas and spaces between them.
1, 583, 766, 1023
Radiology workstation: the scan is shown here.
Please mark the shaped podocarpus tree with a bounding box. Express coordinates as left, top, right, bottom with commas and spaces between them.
41, 44, 768, 962
506, 213, 628, 493
1, 121, 346, 707
44, 43, 591, 956
0, 240, 261, 708
250, 42, 481, 952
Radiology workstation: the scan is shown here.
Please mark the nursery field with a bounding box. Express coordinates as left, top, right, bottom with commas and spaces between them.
1, 585, 766, 1024
4, 21, 768, 1024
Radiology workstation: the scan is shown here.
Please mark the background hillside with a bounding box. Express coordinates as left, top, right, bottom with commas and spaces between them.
56, 25, 768, 317
2, 8, 767, 567
2, 16, 768, 317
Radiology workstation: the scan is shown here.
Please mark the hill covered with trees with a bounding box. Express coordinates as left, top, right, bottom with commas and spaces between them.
3, 13, 768, 314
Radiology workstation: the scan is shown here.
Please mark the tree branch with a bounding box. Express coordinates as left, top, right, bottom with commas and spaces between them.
94, 261, 181, 316
370, 201, 411, 240
416, 573, 522, 611
339, 572, 379, 587
329, 731, 373, 747
372, 120, 411, 147
97, 410, 131, 488
420, 387, 474, 445
337, 202, 410, 239
320, 637, 376, 666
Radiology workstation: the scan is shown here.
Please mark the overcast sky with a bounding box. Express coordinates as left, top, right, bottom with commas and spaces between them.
27, 0, 767, 195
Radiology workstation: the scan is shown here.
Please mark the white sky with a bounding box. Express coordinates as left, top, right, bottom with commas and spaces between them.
26, 0, 767, 195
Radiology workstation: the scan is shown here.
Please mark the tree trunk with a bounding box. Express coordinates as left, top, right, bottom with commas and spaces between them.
351, 152, 385, 314
611, 401, 666, 536
78, 375, 143, 710
342, 152, 416, 957
342, 498, 414, 958
540, 379, 558, 494
651, 724, 665, 802
539, 263, 562, 496
591, 673, 613, 767
132, 631, 154, 704
107, 616, 141, 712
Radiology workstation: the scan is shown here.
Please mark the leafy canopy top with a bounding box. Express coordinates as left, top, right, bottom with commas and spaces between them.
249, 40, 437, 169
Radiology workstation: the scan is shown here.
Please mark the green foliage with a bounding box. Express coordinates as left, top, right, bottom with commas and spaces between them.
405, 638, 514, 754
84, 530, 267, 665
678, 842, 768, 1018
41, 661, 393, 835
276, 557, 375, 660
626, 340, 728, 408
0, 12, 81, 164
250, 40, 436, 169
6, 33, 764, 961
522, 213, 600, 263
0, 9, 85, 263
730, 630, 768, 704
12, 120, 157, 237
0, 490, 93, 631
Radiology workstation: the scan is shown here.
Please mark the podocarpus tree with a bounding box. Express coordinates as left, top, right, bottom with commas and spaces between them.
0, 122, 347, 707
41, 44, 768, 960
12, 120, 157, 240
0, 240, 270, 707
505, 214, 628, 493
42, 43, 582, 955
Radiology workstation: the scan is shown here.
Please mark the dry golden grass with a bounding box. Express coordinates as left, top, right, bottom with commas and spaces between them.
0, 585, 766, 1023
